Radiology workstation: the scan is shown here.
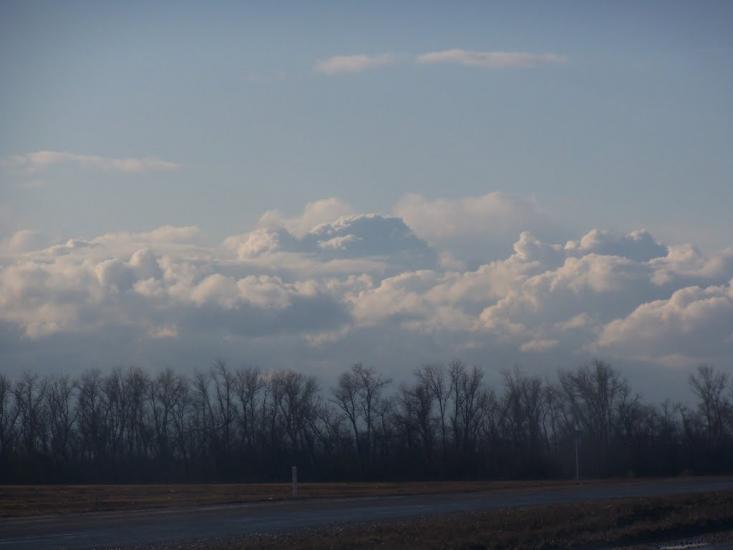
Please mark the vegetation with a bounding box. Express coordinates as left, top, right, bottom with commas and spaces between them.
1, 360, 732, 483
0, 480, 576, 517
183, 491, 733, 550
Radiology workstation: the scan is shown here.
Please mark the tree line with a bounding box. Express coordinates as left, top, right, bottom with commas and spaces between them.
0, 360, 731, 483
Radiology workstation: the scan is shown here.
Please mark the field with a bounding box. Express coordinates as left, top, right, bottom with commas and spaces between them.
0, 480, 580, 517
2, 480, 733, 548
168, 491, 733, 549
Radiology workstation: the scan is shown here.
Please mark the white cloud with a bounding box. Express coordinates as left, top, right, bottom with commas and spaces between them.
598, 281, 733, 363
520, 338, 559, 353
0, 226, 348, 341
649, 244, 733, 287
394, 192, 562, 265
565, 229, 667, 262
1, 197, 732, 383
315, 54, 397, 75
95, 225, 201, 247
225, 228, 288, 259
416, 49, 567, 68
149, 325, 178, 339
225, 210, 436, 272
259, 198, 354, 237
312, 50, 567, 76
2, 151, 180, 174
1, 230, 48, 254
478, 252, 656, 346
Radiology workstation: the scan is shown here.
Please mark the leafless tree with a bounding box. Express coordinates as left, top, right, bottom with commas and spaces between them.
332, 364, 391, 470
1, 359, 731, 482
689, 365, 729, 442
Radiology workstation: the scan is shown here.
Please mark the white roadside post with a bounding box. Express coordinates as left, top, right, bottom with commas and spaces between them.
292, 465, 298, 498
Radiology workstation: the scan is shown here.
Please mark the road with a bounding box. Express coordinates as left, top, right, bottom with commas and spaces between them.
1, 478, 732, 549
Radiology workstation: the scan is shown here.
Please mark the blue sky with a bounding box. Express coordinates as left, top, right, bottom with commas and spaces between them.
1, 1, 732, 394
2, 0, 732, 248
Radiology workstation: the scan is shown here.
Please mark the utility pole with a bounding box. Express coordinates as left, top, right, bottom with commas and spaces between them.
291, 465, 298, 498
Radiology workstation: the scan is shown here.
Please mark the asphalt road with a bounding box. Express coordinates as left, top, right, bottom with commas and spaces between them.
1, 478, 732, 549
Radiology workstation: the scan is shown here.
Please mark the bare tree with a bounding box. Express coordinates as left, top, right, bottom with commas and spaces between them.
210, 360, 237, 458
149, 368, 186, 464
416, 365, 450, 464
272, 370, 319, 456
558, 360, 632, 475
449, 361, 486, 455
13, 373, 48, 457
689, 365, 729, 442
500, 368, 546, 462
46, 375, 76, 464
0, 374, 19, 463
332, 364, 391, 470
1, 359, 731, 482
234, 367, 265, 453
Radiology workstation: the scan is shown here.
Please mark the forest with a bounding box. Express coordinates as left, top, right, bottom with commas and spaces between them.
0, 360, 731, 483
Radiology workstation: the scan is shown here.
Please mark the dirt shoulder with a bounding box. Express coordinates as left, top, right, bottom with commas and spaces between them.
0, 477, 728, 519
0, 480, 578, 517
158, 491, 733, 549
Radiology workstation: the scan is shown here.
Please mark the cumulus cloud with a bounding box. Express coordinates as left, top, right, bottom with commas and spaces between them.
478, 252, 657, 345
1, 197, 731, 382
2, 151, 180, 174
258, 198, 355, 237
1, 230, 49, 254
416, 49, 567, 68
598, 281, 733, 364
225, 212, 437, 274
315, 54, 397, 75
0, 228, 348, 342
95, 225, 202, 248
393, 192, 563, 265
565, 229, 668, 262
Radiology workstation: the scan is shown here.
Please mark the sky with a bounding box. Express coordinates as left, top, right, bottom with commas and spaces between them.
1, 1, 732, 398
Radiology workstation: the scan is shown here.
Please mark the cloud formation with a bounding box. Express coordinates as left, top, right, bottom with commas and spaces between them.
2, 151, 180, 174
224, 208, 437, 273
315, 50, 567, 75
1, 195, 731, 383
416, 49, 567, 68
258, 198, 355, 237
393, 192, 563, 267
598, 281, 733, 365
315, 54, 397, 74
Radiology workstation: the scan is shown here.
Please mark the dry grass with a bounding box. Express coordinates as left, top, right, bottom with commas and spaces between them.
180, 491, 733, 549
0, 480, 579, 517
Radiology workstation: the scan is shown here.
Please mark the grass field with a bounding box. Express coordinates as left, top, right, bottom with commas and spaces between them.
3, 480, 733, 548
167, 491, 733, 549
0, 480, 583, 517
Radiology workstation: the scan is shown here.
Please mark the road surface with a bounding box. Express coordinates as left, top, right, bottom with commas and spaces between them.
1, 478, 732, 549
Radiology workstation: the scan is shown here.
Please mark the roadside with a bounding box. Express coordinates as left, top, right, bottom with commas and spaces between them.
147, 491, 733, 550
622, 530, 733, 550
0, 479, 661, 518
